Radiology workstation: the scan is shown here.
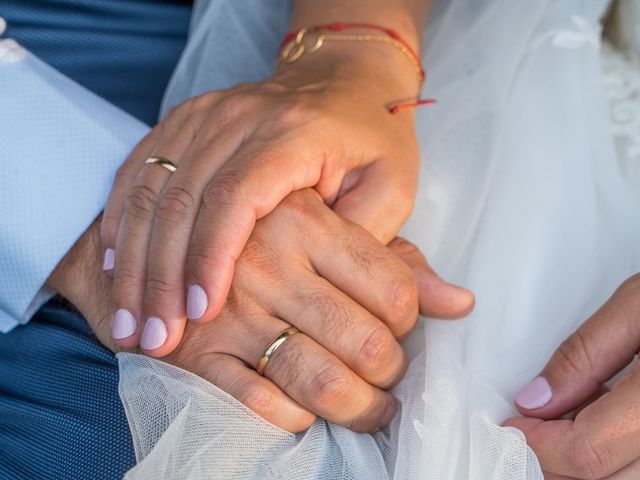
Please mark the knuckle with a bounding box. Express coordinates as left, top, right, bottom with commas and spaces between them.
113, 259, 142, 289
145, 275, 180, 298
155, 185, 198, 223
570, 432, 613, 479
126, 184, 158, 219
273, 100, 308, 126
357, 325, 396, 373
186, 92, 215, 114
310, 294, 353, 336
310, 362, 351, 410
217, 93, 250, 120
387, 271, 419, 323
237, 381, 276, 415
202, 175, 245, 209
556, 330, 595, 378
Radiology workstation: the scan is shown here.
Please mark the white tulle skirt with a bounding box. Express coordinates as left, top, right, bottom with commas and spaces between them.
118, 0, 640, 478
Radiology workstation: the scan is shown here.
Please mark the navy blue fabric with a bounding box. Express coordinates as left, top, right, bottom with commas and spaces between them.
0, 300, 134, 479
2, 0, 192, 124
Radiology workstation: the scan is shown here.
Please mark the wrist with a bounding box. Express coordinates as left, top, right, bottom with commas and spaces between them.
274, 41, 422, 117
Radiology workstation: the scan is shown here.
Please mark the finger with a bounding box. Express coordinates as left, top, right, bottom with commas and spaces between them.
263, 332, 398, 432
263, 270, 407, 389
331, 159, 417, 244
273, 189, 420, 337
139, 116, 249, 355
111, 117, 193, 348
185, 352, 316, 433
100, 126, 160, 276
302, 215, 420, 338
388, 237, 475, 319
217, 311, 398, 432
184, 141, 322, 326
505, 364, 640, 479
514, 274, 640, 419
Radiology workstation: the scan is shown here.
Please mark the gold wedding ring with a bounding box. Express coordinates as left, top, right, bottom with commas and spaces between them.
145, 156, 177, 173
256, 326, 300, 376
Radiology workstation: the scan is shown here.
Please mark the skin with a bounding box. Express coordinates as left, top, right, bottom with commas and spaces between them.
52, 189, 475, 433
100, 0, 438, 357
503, 274, 640, 479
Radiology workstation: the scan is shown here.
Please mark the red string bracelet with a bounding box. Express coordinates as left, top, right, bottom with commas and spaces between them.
278, 22, 435, 114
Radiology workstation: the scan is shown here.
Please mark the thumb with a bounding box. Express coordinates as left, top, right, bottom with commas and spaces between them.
388, 237, 475, 319
330, 164, 414, 245
514, 274, 640, 420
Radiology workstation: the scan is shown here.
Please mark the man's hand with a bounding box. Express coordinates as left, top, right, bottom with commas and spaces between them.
48, 215, 119, 353
504, 274, 640, 479
51, 189, 474, 433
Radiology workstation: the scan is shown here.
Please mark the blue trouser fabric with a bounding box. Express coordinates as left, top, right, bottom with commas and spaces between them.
0, 300, 134, 479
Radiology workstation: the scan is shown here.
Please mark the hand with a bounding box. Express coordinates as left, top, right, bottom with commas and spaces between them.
100, 41, 424, 356
503, 274, 640, 479
165, 190, 474, 432
54, 190, 474, 433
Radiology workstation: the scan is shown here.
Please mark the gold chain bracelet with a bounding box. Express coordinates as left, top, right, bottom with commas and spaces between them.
277, 28, 424, 82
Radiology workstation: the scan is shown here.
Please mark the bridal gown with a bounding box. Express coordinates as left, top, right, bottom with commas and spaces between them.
2, 0, 639, 478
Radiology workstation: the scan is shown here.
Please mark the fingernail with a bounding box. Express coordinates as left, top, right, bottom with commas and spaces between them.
140, 316, 168, 351
102, 248, 115, 271
111, 309, 137, 340
515, 376, 553, 410
186, 285, 208, 320
382, 399, 398, 427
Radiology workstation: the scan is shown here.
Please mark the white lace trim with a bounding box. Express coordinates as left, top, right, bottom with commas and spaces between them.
602, 42, 640, 159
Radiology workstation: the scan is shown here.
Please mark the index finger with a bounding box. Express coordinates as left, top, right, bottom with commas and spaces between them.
183, 146, 321, 323
505, 363, 640, 479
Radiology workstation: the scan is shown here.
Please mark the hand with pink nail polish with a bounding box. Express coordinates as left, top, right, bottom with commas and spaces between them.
97, 29, 429, 357
50, 191, 474, 433
503, 274, 640, 479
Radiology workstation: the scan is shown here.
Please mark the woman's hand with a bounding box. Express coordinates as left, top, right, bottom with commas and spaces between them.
101, 41, 426, 356
504, 274, 640, 479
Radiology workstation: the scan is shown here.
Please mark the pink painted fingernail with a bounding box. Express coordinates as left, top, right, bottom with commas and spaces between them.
140, 317, 167, 350
515, 376, 553, 410
111, 309, 137, 340
103, 248, 115, 271
187, 285, 208, 320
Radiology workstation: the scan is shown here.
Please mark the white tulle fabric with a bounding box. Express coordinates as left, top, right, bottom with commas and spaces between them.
118, 0, 640, 478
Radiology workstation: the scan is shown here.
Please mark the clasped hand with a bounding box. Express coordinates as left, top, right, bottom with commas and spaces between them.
52, 188, 474, 432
